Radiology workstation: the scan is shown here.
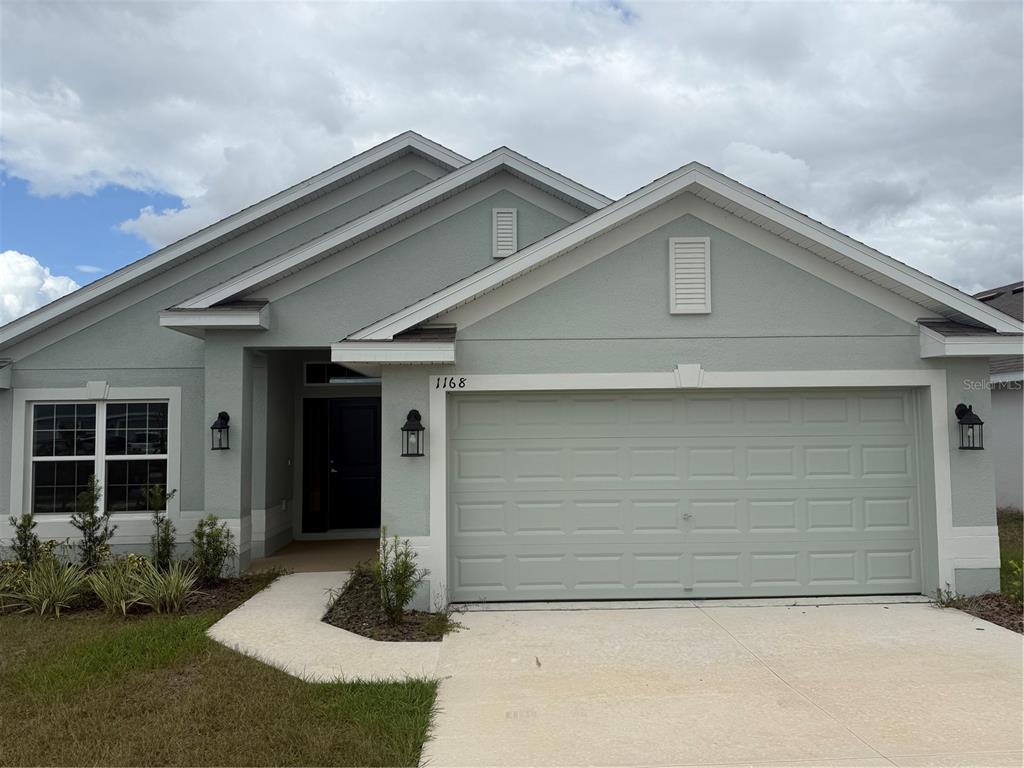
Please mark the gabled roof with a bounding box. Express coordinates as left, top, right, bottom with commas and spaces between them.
974, 281, 1023, 321
171, 147, 612, 311
0, 131, 469, 352
348, 162, 1024, 341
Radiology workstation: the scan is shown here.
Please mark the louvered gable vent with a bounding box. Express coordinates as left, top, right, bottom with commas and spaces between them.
492, 208, 517, 258
669, 237, 711, 314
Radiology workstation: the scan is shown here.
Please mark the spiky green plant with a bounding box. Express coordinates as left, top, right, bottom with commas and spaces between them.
131, 560, 199, 614
89, 558, 143, 617
17, 558, 88, 618
0, 561, 27, 612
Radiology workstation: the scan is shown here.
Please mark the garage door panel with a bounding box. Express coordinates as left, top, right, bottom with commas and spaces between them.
452, 437, 917, 491
452, 391, 916, 439
449, 390, 923, 601
453, 490, 919, 541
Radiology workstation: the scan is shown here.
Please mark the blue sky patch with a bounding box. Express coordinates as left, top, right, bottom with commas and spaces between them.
0, 174, 181, 283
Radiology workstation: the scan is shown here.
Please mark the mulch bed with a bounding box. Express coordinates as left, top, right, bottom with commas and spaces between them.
2, 571, 283, 621
322, 567, 446, 642
949, 592, 1023, 634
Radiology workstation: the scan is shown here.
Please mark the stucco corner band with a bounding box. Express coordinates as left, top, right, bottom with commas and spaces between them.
415, 367, 983, 608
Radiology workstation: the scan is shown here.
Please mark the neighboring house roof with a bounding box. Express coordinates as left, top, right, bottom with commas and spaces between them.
349, 162, 1024, 341
0, 131, 469, 352
974, 282, 1023, 321
974, 283, 1024, 380
169, 147, 613, 311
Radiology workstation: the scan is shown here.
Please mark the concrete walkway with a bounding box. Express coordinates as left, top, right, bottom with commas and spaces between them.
207, 571, 440, 681
423, 603, 1023, 767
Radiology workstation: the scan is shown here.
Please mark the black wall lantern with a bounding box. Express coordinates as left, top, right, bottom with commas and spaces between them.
954, 403, 984, 450
210, 411, 231, 451
401, 409, 425, 457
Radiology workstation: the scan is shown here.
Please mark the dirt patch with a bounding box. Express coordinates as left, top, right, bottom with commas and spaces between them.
185, 571, 284, 615
322, 566, 456, 642
946, 592, 1023, 634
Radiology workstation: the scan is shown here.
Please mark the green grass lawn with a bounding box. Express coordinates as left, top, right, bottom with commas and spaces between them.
997, 507, 1023, 595
0, 578, 437, 767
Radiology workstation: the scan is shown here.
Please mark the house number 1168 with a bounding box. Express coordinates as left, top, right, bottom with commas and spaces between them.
435, 376, 467, 389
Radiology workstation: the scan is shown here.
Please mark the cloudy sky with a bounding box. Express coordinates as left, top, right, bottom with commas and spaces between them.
1, 1, 1021, 325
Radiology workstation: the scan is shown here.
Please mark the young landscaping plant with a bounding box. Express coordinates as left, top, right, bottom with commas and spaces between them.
0, 561, 27, 612
89, 556, 145, 617
131, 559, 199, 614
376, 528, 426, 624
8, 513, 42, 566
190, 515, 237, 584
70, 476, 116, 571
17, 558, 89, 618
145, 484, 178, 571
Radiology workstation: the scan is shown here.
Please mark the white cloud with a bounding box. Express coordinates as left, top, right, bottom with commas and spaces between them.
0, 251, 79, 325
75, 264, 104, 274
0, 1, 1020, 291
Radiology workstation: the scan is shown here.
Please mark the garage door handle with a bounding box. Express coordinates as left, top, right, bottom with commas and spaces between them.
682, 513, 693, 521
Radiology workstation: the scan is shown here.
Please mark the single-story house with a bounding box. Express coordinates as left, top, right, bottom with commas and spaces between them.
973, 282, 1023, 511
2, 132, 1022, 607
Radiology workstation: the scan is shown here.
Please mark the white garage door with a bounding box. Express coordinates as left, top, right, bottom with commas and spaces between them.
448, 390, 923, 602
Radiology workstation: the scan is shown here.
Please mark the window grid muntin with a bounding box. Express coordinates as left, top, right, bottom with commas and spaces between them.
29, 400, 169, 515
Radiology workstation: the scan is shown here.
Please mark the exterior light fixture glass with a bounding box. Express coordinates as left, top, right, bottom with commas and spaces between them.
954, 403, 983, 450
401, 409, 425, 457
210, 411, 231, 450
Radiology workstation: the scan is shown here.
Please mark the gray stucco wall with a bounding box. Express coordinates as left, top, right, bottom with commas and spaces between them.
990, 383, 1023, 510
229, 184, 574, 348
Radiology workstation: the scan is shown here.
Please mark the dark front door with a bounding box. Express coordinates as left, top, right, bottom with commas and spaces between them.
302, 397, 381, 532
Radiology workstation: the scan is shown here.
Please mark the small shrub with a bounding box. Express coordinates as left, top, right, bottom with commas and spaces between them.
17, 559, 88, 618
8, 513, 42, 566
145, 485, 178, 571
376, 528, 426, 624
131, 560, 199, 614
70, 476, 116, 571
1005, 560, 1023, 607
0, 561, 27, 612
190, 514, 236, 584
89, 557, 143, 617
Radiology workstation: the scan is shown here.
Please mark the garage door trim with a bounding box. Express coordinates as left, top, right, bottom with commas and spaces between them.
422, 367, 956, 607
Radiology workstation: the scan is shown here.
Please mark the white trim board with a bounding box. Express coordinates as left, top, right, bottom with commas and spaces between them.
418, 367, 993, 608
351, 164, 1023, 341
175, 148, 611, 310
332, 341, 455, 364
160, 304, 271, 336
0, 132, 468, 354
919, 325, 1024, 358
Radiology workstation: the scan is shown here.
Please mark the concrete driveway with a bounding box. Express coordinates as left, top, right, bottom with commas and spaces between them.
422, 600, 1023, 767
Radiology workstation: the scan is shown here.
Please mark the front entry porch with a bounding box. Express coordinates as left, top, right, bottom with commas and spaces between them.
247, 539, 378, 573
247, 352, 384, 563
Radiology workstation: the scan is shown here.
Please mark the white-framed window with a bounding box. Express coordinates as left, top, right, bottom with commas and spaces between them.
29, 399, 170, 515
